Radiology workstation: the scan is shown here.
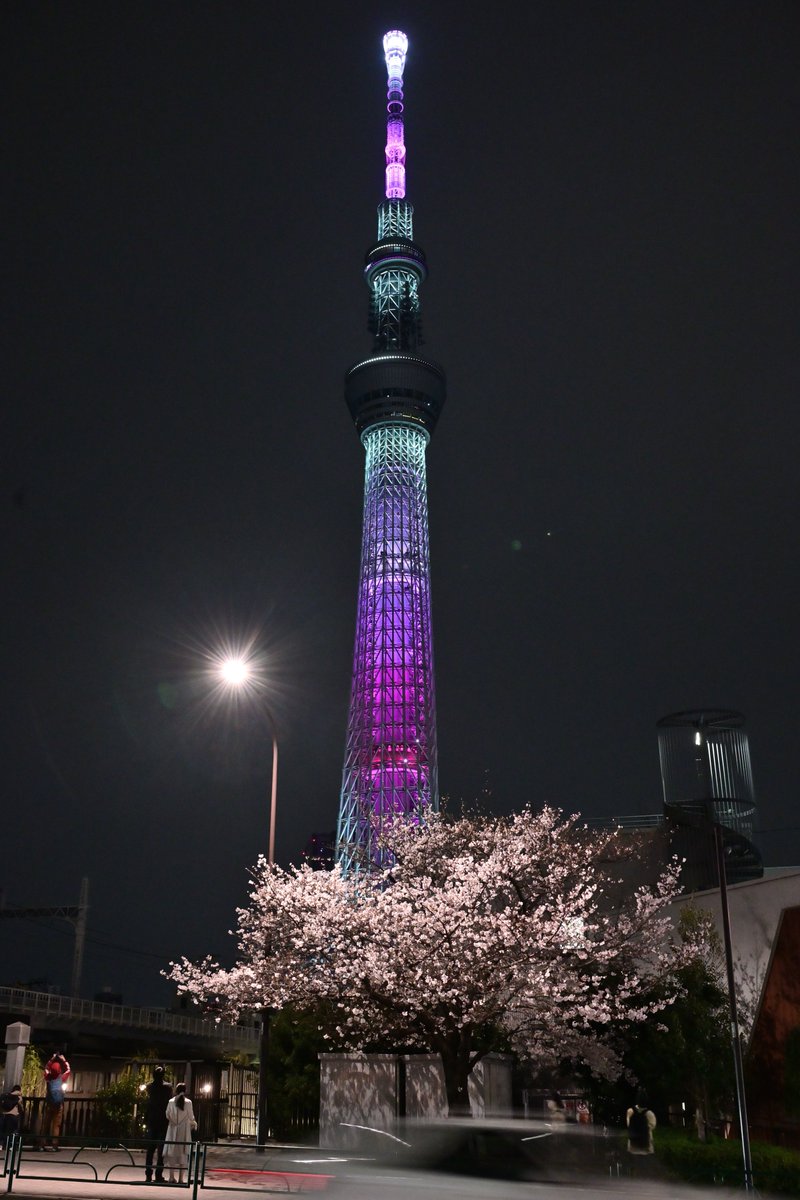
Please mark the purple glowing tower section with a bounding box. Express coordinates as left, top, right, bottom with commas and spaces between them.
345, 425, 434, 835
337, 32, 446, 875
383, 30, 408, 199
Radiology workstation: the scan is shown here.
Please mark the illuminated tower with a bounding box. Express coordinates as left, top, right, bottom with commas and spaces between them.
336, 31, 445, 875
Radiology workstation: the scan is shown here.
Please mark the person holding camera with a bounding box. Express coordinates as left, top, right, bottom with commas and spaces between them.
37, 1053, 71, 1151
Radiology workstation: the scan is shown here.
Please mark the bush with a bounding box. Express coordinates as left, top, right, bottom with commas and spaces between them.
656, 1129, 800, 1196
92, 1075, 140, 1138
21, 1046, 43, 1097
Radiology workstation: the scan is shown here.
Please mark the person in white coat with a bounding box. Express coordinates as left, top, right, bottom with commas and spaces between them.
162, 1083, 196, 1185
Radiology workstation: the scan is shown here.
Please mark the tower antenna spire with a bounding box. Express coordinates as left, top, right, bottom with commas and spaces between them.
383, 30, 408, 199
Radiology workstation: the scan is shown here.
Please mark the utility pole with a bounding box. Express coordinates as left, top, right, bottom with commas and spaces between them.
71, 877, 90, 997
0, 876, 90, 997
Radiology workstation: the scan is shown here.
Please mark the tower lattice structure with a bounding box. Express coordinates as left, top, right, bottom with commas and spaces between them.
336, 31, 446, 875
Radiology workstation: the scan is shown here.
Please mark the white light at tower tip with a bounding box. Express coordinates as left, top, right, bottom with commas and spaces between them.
383, 30, 408, 78
383, 30, 409, 199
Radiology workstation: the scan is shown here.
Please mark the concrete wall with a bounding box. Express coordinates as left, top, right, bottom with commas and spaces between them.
319, 1053, 399, 1151
404, 1053, 447, 1119
471, 1053, 513, 1117
670, 868, 800, 1032
319, 1052, 513, 1148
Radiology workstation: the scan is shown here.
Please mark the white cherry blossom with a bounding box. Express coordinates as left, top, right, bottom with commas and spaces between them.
169, 807, 688, 1114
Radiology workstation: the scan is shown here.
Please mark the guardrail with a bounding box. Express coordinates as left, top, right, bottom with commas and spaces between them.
0, 986, 258, 1051
2, 1134, 333, 1196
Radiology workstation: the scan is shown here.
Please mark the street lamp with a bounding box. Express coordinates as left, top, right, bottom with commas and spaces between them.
218, 656, 279, 867
216, 654, 278, 1148
665, 801, 754, 1192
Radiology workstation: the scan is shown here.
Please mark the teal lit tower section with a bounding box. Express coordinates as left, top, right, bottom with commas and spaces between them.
336, 31, 446, 875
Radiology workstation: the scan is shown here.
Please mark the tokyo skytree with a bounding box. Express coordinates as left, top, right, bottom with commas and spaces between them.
336, 31, 446, 875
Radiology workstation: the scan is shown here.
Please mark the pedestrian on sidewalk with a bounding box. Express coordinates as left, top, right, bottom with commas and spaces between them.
626, 1088, 657, 1156
163, 1083, 196, 1185
144, 1066, 173, 1184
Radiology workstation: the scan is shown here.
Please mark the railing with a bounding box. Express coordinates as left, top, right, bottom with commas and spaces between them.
2, 1135, 334, 1195
17, 1093, 316, 1146
0, 986, 258, 1050
584, 813, 664, 829
20, 1097, 96, 1141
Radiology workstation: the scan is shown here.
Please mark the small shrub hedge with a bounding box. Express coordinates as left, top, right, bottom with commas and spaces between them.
91, 1075, 140, 1138
655, 1129, 800, 1196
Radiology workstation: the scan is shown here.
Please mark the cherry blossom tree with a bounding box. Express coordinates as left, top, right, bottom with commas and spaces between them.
169, 807, 686, 1114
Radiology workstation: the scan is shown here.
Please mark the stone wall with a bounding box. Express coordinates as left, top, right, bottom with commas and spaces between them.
319, 1051, 513, 1148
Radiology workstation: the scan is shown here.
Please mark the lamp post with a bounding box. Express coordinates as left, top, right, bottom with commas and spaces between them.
217, 656, 277, 1149
217, 657, 279, 867
665, 800, 754, 1192
711, 820, 754, 1193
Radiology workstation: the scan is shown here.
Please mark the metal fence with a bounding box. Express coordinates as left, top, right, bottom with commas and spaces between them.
16, 1096, 96, 1141
16, 1092, 316, 1147
2, 1134, 334, 1196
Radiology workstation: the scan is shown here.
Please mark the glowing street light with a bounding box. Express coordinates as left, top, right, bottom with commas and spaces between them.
213, 653, 279, 867
219, 657, 252, 688
211, 647, 278, 1148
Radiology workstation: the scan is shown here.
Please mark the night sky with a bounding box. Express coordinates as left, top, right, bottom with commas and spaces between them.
4, 1, 799, 1007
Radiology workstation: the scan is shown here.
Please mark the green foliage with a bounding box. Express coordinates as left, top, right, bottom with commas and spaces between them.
677, 904, 722, 955
21, 1045, 43, 1096
637, 961, 730, 1111
92, 1073, 140, 1138
656, 1128, 800, 1196
265, 1007, 324, 1140
591, 905, 734, 1127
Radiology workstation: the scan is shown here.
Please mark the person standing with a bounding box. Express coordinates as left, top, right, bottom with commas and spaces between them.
1, 1086, 25, 1150
626, 1088, 657, 1156
38, 1053, 71, 1150
163, 1083, 196, 1185
144, 1066, 172, 1184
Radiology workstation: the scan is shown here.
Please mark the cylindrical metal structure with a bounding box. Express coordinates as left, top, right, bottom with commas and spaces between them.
657, 709, 762, 888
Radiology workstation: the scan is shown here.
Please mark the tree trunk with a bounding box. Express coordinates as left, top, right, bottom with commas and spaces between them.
440, 1051, 472, 1117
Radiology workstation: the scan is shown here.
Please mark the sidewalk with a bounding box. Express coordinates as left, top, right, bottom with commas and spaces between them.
2, 1143, 336, 1199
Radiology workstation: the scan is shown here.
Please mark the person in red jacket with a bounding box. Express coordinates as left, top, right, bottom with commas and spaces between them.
37, 1053, 71, 1150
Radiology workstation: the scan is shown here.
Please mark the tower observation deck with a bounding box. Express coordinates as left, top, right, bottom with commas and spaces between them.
336, 31, 445, 875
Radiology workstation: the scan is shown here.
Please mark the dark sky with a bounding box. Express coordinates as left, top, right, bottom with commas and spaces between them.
4, 0, 799, 1007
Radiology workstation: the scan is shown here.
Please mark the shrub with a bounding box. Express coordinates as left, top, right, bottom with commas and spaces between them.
92, 1075, 140, 1138
656, 1129, 800, 1196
